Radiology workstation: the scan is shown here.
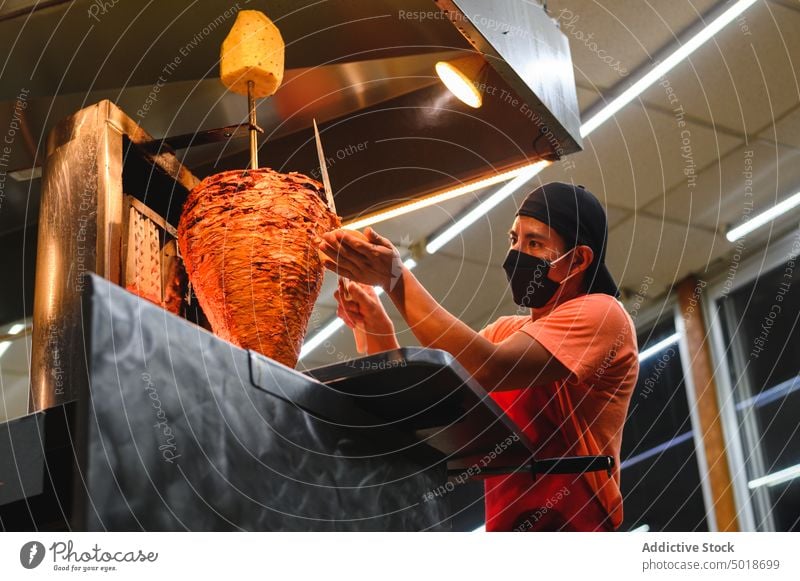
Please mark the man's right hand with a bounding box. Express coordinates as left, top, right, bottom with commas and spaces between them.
334, 279, 400, 353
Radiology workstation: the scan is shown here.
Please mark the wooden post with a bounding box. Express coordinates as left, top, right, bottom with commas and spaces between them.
677, 276, 740, 531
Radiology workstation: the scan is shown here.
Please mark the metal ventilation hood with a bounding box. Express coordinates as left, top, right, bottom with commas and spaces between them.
0, 0, 581, 229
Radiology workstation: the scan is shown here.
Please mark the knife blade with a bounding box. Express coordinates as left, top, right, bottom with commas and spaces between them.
312, 119, 367, 354
312, 119, 337, 214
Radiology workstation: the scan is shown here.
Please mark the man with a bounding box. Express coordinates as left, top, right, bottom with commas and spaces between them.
318, 182, 639, 531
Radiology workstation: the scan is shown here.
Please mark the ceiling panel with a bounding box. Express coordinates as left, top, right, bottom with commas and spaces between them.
430, 185, 529, 269
607, 213, 730, 298
639, 1, 800, 136
548, 0, 719, 91
761, 103, 800, 148
644, 141, 800, 231
537, 102, 741, 210
576, 84, 603, 113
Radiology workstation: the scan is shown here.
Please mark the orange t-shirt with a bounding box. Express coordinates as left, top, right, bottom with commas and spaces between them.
479, 293, 639, 531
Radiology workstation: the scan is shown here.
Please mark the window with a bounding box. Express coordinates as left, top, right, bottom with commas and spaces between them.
620, 316, 709, 531
718, 250, 800, 531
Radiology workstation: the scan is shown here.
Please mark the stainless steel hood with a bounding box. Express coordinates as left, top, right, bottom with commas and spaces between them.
0, 0, 581, 227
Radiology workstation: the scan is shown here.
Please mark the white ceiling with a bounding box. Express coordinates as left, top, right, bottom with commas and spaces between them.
301, 0, 800, 368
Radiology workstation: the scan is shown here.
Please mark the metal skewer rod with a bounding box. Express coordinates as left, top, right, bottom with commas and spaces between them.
248, 80, 258, 169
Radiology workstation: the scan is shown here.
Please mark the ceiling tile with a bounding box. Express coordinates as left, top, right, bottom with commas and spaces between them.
539, 103, 741, 210
607, 213, 730, 298
760, 104, 800, 148
644, 141, 800, 231
548, 0, 719, 91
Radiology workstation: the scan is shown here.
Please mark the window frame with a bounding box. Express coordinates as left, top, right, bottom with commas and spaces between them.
702, 227, 800, 531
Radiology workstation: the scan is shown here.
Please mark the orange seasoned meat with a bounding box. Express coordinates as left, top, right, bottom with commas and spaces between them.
178, 168, 339, 367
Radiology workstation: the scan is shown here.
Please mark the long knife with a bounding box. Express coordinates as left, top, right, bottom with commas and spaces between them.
313, 119, 367, 354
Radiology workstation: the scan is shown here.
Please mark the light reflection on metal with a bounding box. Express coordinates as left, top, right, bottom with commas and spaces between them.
30, 100, 200, 412
0, 323, 27, 358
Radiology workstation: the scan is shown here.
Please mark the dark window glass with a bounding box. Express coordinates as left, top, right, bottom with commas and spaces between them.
620, 317, 709, 531
719, 251, 800, 531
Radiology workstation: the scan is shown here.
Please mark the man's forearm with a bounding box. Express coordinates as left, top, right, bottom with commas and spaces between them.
386, 265, 568, 389
365, 330, 400, 354
387, 265, 500, 381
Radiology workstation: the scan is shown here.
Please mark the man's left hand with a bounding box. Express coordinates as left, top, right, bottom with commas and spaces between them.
319, 227, 404, 291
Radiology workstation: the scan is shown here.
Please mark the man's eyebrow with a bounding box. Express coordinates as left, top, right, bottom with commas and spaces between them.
521, 231, 547, 241
509, 230, 547, 241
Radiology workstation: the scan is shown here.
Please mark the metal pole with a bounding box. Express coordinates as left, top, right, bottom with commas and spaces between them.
248, 80, 258, 169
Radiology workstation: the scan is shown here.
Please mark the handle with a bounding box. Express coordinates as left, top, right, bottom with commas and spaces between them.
529, 455, 614, 477
353, 323, 368, 355
465, 455, 615, 478
340, 277, 368, 354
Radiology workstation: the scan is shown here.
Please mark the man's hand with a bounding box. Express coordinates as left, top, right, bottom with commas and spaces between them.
334, 278, 400, 353
319, 227, 404, 291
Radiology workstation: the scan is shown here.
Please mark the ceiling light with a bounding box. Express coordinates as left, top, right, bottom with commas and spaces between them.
748, 463, 800, 489
726, 190, 800, 242
637, 332, 680, 363
343, 162, 548, 231
579, 0, 759, 138
435, 54, 486, 109
425, 161, 549, 254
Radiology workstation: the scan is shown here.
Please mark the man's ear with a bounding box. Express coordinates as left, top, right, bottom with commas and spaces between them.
573, 245, 595, 273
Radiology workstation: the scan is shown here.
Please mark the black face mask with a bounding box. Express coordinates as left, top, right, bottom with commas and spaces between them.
502, 249, 571, 308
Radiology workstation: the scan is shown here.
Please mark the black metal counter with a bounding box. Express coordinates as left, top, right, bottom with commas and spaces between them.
75, 275, 457, 531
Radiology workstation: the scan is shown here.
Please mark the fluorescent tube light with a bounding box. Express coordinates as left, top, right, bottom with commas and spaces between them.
425, 161, 548, 254
638, 332, 680, 363
580, 0, 759, 137
301, 0, 757, 359
726, 191, 800, 242
343, 163, 547, 231
748, 463, 800, 489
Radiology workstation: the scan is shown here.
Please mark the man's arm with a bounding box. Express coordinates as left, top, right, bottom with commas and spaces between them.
387, 262, 570, 390
319, 228, 570, 390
